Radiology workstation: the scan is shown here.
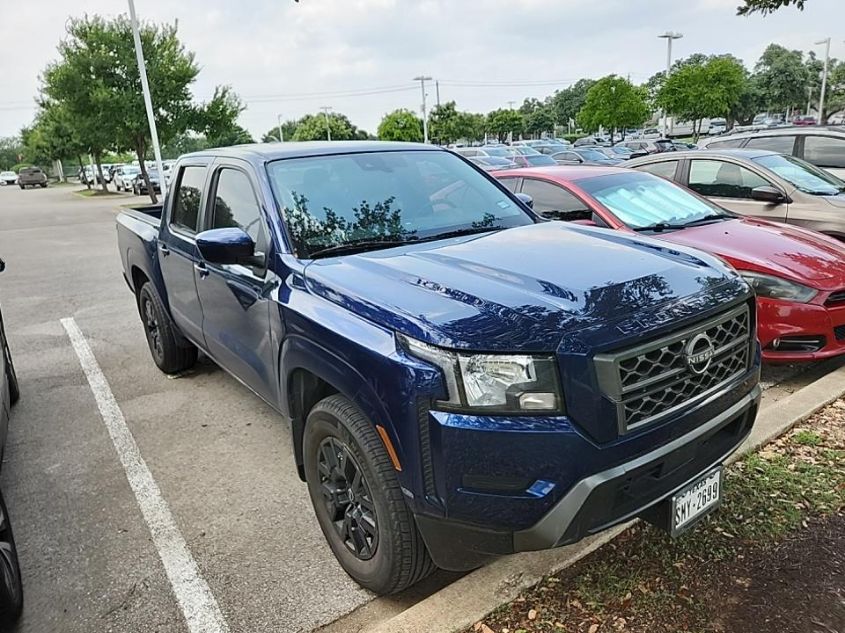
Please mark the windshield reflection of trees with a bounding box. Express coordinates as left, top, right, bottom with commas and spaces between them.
284, 193, 417, 254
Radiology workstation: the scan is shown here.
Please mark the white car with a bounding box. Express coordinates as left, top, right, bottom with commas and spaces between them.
0, 171, 16, 186
113, 165, 141, 192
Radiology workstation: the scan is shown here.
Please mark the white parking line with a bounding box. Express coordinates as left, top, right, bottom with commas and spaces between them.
61, 317, 229, 633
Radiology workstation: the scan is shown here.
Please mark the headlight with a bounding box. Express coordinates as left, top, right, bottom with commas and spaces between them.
740, 271, 817, 303
400, 335, 563, 414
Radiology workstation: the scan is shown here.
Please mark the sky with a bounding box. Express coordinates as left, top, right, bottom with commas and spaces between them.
1, 0, 843, 140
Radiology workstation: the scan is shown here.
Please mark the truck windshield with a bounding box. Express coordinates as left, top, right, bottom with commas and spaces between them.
267, 150, 533, 258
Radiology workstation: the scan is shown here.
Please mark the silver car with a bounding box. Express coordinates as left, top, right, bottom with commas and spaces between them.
699, 126, 845, 179
627, 148, 845, 240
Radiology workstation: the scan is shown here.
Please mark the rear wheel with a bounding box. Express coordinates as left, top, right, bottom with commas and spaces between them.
0, 491, 23, 627
3, 339, 18, 407
137, 282, 197, 374
304, 395, 435, 594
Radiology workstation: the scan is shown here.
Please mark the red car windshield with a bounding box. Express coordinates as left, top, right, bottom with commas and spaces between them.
578, 171, 731, 230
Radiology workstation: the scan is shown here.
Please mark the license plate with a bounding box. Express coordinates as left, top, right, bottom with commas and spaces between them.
671, 467, 722, 536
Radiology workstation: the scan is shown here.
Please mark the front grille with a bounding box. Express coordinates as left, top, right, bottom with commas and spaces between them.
827, 289, 845, 305
595, 304, 751, 433
835, 324, 845, 341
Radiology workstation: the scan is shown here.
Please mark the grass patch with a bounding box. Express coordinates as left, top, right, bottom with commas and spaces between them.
74, 188, 120, 197
469, 399, 845, 633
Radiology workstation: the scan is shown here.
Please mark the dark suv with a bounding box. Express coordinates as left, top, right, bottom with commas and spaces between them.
17, 167, 47, 189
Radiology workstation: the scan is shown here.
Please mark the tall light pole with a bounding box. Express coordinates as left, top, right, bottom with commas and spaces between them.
276, 114, 284, 143
127, 0, 167, 199
816, 38, 831, 123
658, 31, 683, 138
413, 75, 432, 143
320, 106, 332, 141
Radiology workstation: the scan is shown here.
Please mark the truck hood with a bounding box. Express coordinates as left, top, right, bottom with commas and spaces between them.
658, 217, 845, 288
303, 222, 740, 352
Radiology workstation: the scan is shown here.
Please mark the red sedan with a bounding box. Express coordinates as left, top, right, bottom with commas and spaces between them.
494, 166, 845, 362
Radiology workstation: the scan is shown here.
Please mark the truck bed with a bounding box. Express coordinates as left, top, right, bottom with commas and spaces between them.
123, 204, 163, 224
116, 204, 163, 295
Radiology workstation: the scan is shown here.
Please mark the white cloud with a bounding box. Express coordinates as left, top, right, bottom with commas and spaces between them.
0, 0, 842, 139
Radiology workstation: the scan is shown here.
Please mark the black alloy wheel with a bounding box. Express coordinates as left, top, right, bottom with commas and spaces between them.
140, 293, 164, 364
317, 436, 379, 560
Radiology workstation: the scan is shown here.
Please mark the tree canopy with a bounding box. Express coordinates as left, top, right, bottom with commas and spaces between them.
753, 44, 809, 113
737, 0, 805, 15
487, 109, 524, 141
657, 56, 747, 139
292, 112, 367, 141
577, 76, 649, 141
377, 109, 423, 142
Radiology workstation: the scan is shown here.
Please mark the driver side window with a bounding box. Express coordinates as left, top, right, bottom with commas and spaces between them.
521, 179, 593, 221
210, 168, 268, 267
688, 159, 768, 199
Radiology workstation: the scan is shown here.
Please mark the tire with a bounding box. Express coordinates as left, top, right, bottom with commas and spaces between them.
40, 183, 46, 188
0, 491, 23, 627
303, 395, 435, 594
17, 185, 23, 190
3, 340, 18, 407
137, 282, 197, 374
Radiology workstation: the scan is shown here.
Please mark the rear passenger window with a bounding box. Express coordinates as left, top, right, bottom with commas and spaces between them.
171, 166, 206, 233
636, 161, 678, 180
498, 177, 520, 193
688, 159, 769, 199
745, 135, 796, 154
804, 136, 845, 168
521, 178, 592, 221
210, 168, 267, 255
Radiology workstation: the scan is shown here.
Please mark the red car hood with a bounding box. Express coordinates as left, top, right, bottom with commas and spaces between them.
658, 217, 845, 289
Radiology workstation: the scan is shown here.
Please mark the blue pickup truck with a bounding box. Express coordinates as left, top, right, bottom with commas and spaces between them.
117, 141, 761, 594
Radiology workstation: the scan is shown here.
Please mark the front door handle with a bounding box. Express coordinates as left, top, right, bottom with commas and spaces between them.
194, 262, 209, 279
159, 244, 170, 257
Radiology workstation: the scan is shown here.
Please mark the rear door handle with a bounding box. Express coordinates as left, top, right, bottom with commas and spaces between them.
194, 262, 209, 279
159, 244, 170, 257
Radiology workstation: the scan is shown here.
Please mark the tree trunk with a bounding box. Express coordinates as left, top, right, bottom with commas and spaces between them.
78, 155, 90, 189
94, 153, 108, 194
135, 139, 158, 204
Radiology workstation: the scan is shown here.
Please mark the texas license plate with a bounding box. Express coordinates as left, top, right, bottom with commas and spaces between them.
671, 467, 722, 536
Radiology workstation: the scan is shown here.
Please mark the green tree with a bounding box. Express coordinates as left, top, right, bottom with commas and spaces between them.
196, 86, 251, 148
42, 15, 238, 201
0, 137, 25, 172
549, 79, 595, 128
753, 44, 809, 114
292, 112, 361, 141
737, 0, 805, 15
161, 133, 209, 158
21, 101, 87, 179
486, 109, 524, 141
577, 75, 649, 143
262, 119, 299, 143
657, 56, 748, 140
525, 106, 556, 138
377, 109, 423, 142
429, 101, 461, 144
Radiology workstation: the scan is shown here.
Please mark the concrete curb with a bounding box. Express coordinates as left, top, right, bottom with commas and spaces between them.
357, 363, 845, 633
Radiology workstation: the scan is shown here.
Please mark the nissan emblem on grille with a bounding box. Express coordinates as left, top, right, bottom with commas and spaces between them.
685, 333, 716, 375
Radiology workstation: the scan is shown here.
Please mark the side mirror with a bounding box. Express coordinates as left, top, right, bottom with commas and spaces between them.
515, 193, 534, 209
0, 258, 5, 273
196, 227, 256, 265
629, 151, 648, 159
750, 185, 786, 204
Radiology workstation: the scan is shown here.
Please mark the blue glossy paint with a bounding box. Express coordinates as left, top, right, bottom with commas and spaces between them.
117, 141, 760, 566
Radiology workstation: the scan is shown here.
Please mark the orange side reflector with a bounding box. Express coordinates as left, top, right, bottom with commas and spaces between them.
376, 424, 402, 472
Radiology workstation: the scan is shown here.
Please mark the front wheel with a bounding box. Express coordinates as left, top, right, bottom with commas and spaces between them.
137, 282, 197, 374
0, 492, 23, 627
304, 395, 435, 594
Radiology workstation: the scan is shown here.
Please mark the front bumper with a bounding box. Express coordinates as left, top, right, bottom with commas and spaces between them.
758, 296, 845, 362
414, 375, 760, 571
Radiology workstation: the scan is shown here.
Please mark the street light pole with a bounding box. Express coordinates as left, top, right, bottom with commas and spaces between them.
658, 31, 683, 138
276, 114, 284, 143
816, 38, 831, 123
413, 75, 432, 143
320, 106, 332, 141
127, 0, 167, 199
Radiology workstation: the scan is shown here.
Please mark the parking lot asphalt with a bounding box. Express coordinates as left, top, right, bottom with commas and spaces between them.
0, 184, 375, 632
0, 183, 820, 633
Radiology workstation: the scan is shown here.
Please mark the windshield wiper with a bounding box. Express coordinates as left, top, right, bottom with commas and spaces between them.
308, 237, 416, 259
632, 222, 688, 233
680, 215, 733, 227
414, 226, 503, 243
